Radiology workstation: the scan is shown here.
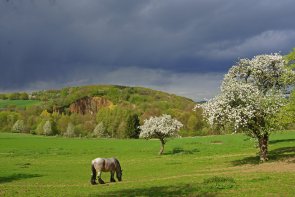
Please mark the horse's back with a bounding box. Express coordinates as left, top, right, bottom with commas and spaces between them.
92, 157, 118, 172
92, 158, 104, 165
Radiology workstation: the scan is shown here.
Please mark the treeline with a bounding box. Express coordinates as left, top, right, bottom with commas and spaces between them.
0, 105, 208, 138
0, 107, 140, 138
0, 92, 29, 100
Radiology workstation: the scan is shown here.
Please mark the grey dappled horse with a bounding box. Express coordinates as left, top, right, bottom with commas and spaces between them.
91, 157, 122, 184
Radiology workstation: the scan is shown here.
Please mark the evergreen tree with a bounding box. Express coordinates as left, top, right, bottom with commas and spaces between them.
125, 114, 140, 138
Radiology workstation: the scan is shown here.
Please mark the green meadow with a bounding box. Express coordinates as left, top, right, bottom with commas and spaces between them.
0, 131, 294, 196
0, 100, 41, 109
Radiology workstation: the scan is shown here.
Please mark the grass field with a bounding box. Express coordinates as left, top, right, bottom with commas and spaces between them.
0, 100, 41, 109
0, 132, 294, 196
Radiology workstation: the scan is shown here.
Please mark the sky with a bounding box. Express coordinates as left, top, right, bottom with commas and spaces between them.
1, 0, 295, 101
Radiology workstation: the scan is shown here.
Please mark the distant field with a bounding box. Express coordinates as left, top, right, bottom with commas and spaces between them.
0, 100, 41, 109
0, 131, 294, 196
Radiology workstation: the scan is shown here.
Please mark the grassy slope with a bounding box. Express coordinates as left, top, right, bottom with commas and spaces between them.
0, 131, 294, 196
0, 100, 41, 109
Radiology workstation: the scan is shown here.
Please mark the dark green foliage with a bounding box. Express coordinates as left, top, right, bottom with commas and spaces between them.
125, 114, 141, 138
0, 94, 8, 100
96, 107, 133, 138
5, 92, 29, 100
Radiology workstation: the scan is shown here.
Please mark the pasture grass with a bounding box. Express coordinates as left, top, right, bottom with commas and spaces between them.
0, 131, 294, 196
0, 100, 41, 109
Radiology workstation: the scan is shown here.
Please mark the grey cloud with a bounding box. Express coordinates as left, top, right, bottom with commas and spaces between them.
1, 0, 295, 98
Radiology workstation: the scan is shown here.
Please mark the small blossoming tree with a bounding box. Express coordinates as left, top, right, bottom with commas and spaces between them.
64, 122, 76, 137
43, 120, 53, 136
12, 120, 25, 133
92, 122, 109, 138
139, 114, 183, 155
199, 54, 294, 162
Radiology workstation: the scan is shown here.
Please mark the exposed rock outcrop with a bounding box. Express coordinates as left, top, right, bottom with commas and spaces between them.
69, 96, 112, 115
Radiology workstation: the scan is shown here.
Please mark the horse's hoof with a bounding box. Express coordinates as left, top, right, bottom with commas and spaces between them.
91, 180, 97, 185
98, 179, 105, 184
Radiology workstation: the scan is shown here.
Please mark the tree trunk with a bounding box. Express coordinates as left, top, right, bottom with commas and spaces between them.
159, 138, 165, 155
258, 134, 269, 162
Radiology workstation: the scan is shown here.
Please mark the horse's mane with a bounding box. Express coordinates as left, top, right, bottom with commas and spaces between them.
114, 158, 122, 172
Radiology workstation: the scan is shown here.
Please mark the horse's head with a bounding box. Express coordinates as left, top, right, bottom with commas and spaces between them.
117, 169, 122, 181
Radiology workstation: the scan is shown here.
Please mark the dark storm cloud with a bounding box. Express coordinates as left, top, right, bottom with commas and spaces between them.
1, 0, 295, 99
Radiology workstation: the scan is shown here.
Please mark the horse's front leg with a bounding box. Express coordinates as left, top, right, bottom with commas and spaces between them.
110, 171, 116, 182
90, 172, 97, 185
97, 171, 105, 184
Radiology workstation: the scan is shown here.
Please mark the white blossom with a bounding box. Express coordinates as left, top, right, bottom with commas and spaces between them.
199, 54, 294, 136
139, 114, 183, 139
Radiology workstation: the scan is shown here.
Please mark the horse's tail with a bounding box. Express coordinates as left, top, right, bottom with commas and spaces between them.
90, 162, 97, 185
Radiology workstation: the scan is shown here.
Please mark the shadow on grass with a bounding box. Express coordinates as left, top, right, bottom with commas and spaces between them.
231, 146, 295, 166
269, 139, 295, 144
164, 147, 199, 155
0, 173, 42, 184
91, 176, 236, 197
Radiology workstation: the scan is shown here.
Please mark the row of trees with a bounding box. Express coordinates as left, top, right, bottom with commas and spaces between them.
0, 101, 206, 138
0, 92, 29, 100
2, 107, 141, 139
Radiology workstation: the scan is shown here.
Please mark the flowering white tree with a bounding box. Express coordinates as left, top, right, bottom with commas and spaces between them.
139, 114, 183, 155
199, 54, 294, 162
12, 120, 25, 133
43, 120, 53, 136
64, 122, 76, 137
92, 122, 109, 138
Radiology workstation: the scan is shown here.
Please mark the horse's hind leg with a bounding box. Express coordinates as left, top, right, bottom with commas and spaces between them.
97, 171, 105, 184
110, 171, 116, 182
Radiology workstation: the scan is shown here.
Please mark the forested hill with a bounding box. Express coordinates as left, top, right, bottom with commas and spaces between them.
0, 85, 206, 138
31, 85, 195, 113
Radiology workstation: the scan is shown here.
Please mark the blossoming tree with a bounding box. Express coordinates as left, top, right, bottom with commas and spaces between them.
139, 114, 183, 155
199, 54, 294, 162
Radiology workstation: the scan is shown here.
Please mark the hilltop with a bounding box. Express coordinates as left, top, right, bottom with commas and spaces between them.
30, 85, 195, 113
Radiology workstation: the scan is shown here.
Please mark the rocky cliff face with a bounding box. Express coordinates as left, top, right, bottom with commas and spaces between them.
69, 96, 112, 114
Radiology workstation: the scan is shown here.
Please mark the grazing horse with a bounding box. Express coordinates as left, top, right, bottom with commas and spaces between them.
91, 157, 122, 185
